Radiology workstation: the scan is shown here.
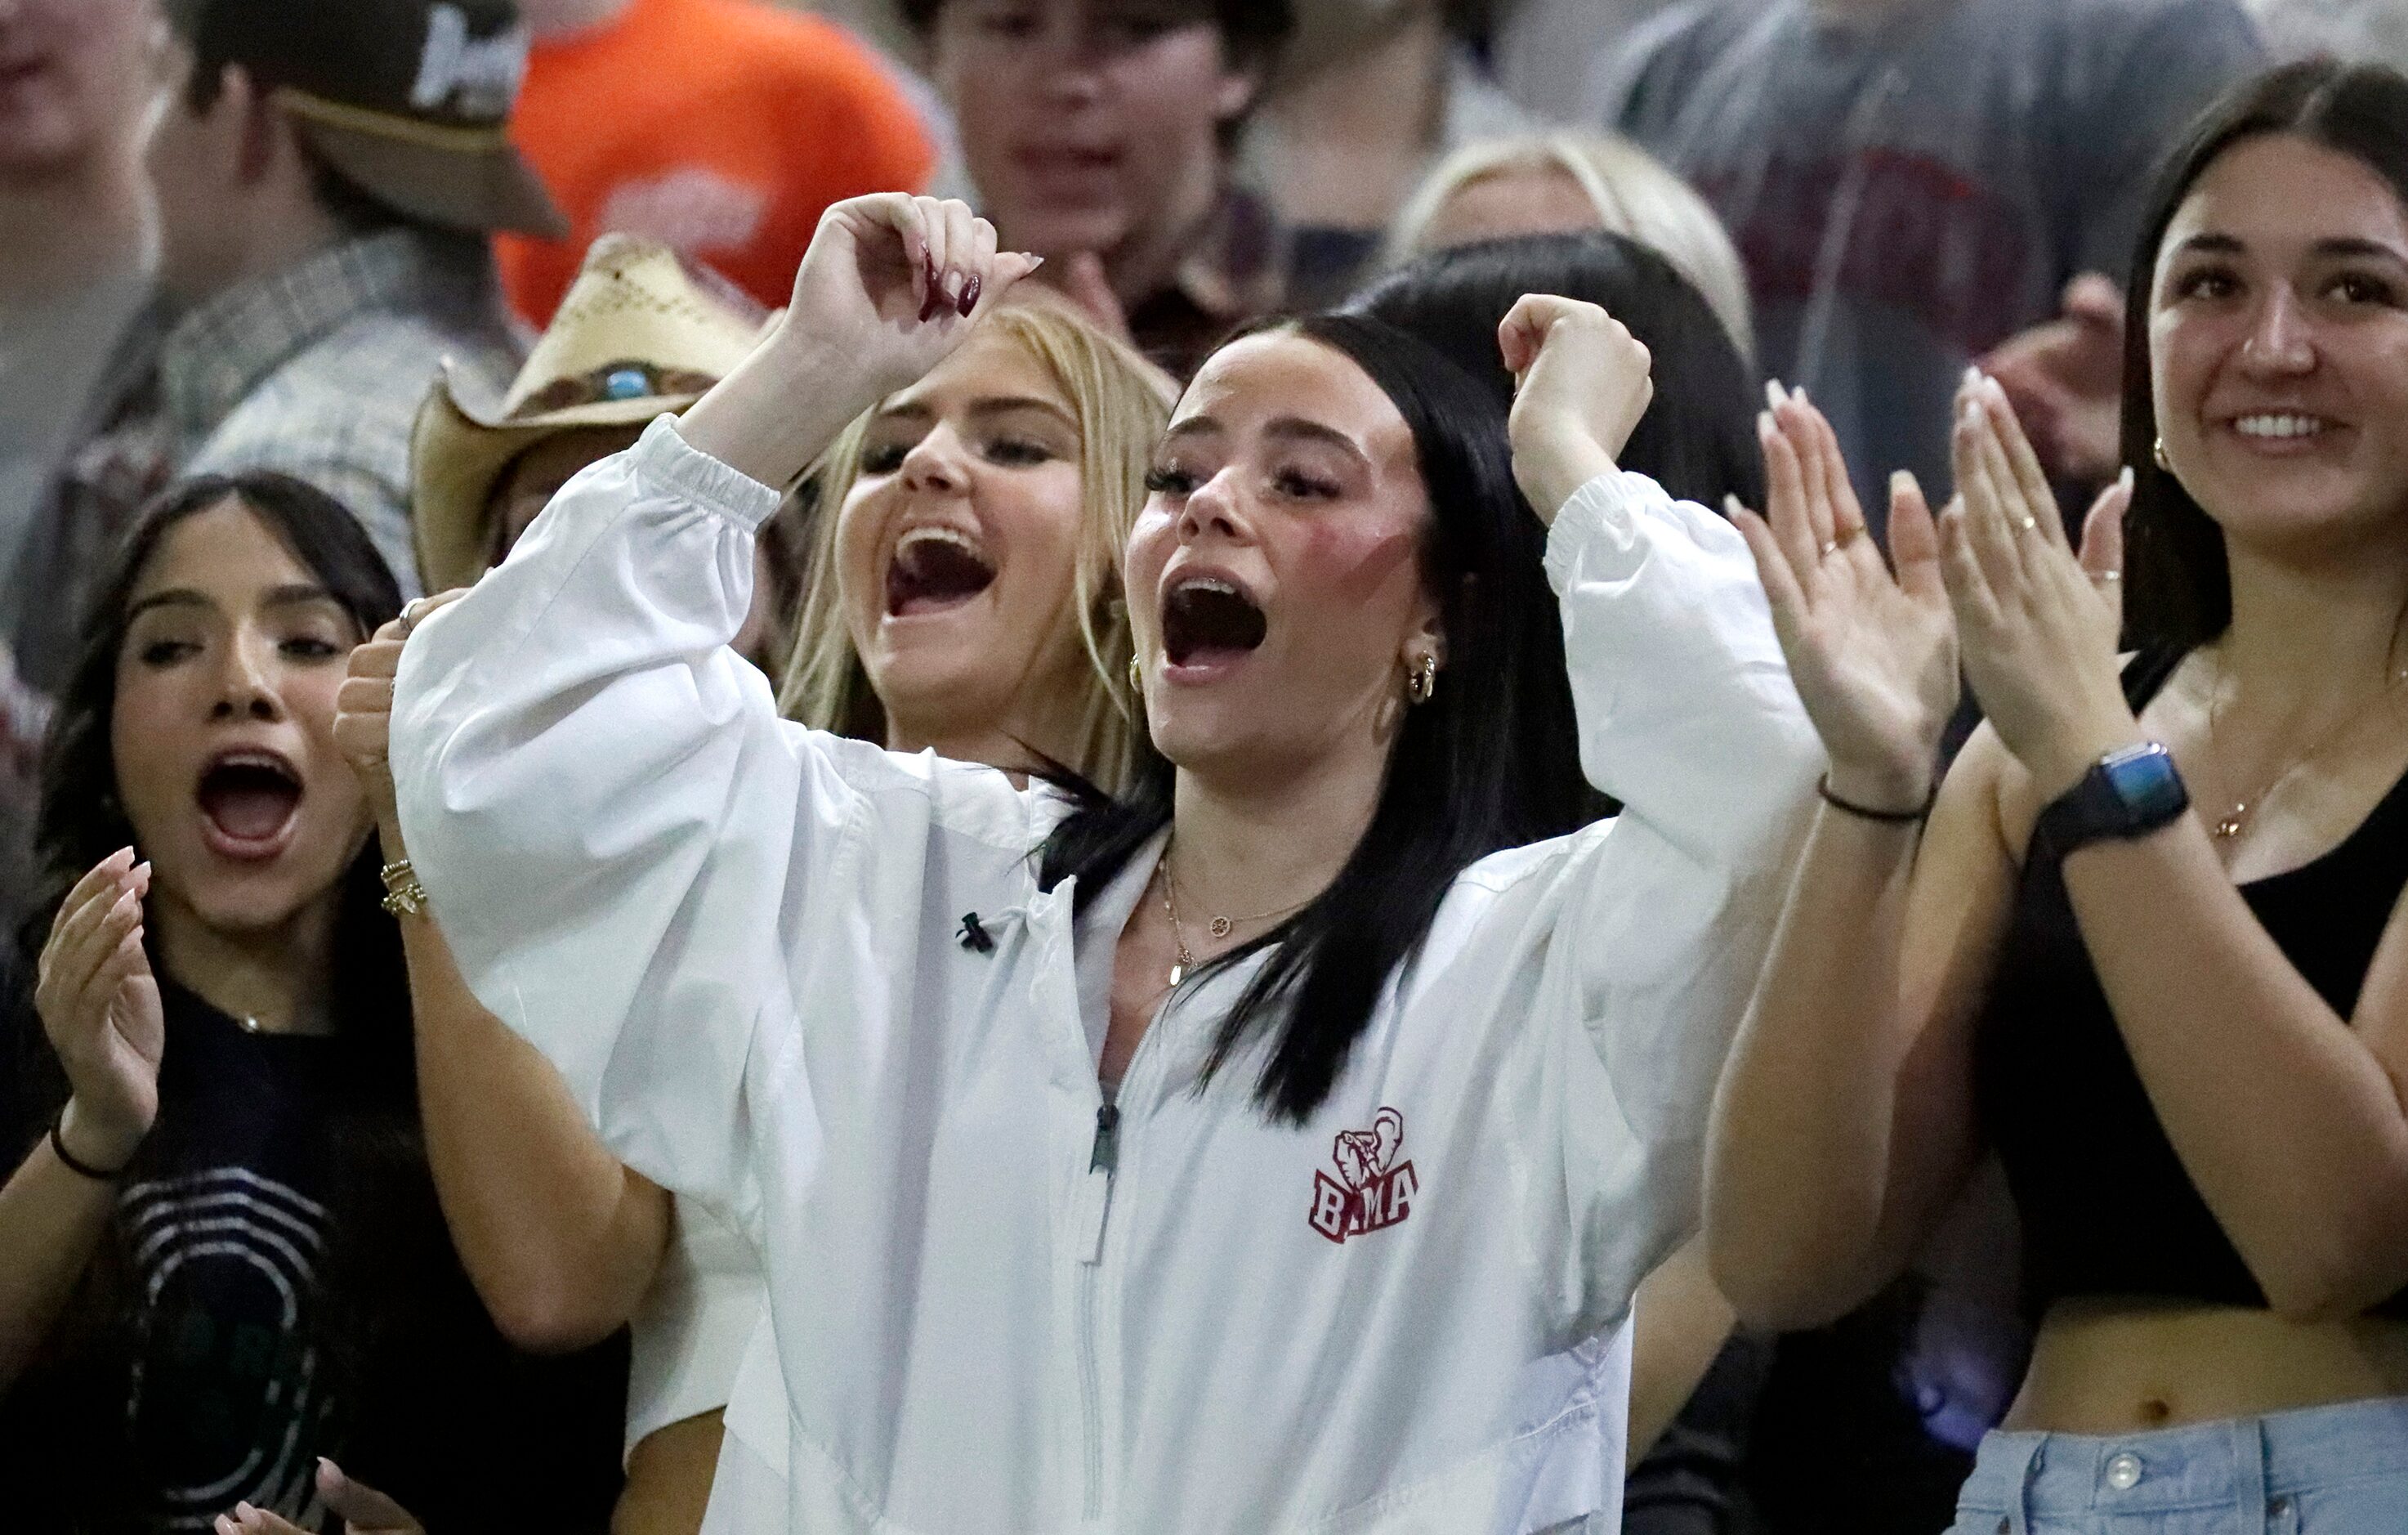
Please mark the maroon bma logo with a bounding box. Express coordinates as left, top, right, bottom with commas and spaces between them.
1308, 1107, 1419, 1244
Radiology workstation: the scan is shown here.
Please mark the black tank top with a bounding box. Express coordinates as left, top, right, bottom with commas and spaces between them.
1975, 646, 2408, 1320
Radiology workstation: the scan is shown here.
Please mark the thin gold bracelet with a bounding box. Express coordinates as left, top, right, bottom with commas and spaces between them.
378, 857, 431, 919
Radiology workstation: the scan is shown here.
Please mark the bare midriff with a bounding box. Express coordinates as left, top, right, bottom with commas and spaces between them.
2004, 1299, 2408, 1434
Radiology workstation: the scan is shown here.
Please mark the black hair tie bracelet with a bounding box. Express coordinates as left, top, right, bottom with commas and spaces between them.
1818, 773, 1936, 825
50, 1108, 136, 1182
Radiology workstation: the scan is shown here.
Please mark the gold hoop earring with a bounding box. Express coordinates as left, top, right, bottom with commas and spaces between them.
2153, 436, 2172, 472
1406, 653, 1437, 705
1128, 656, 1142, 692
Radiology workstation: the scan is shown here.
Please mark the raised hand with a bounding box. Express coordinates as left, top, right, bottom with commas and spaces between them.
36, 849, 163, 1172
1498, 293, 1655, 524
1977, 273, 2126, 484
1729, 387, 1958, 812
217, 1459, 423, 1535
682, 195, 1043, 490
1937, 374, 2137, 799
333, 590, 468, 842
784, 195, 1043, 414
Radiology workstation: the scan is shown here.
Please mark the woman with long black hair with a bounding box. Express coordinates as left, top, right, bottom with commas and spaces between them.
386, 193, 1821, 1533
0, 473, 621, 1531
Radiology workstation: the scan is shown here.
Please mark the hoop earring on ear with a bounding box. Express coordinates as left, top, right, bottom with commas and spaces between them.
2153, 436, 2172, 472
1406, 653, 1438, 705
1128, 656, 1142, 692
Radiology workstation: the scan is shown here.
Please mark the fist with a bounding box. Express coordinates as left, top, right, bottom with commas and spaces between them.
333, 590, 467, 836
1498, 295, 1655, 523
779, 195, 1044, 411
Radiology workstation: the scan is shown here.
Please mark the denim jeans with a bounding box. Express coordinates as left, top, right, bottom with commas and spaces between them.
1946, 1397, 2408, 1533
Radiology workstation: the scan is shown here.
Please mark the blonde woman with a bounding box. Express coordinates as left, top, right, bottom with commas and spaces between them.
1383, 131, 1755, 365
329, 296, 1170, 1534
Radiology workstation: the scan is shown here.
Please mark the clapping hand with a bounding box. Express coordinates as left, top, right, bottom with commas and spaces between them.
1938, 373, 2134, 800
37, 848, 163, 1173
1729, 387, 1958, 813
217, 1459, 423, 1535
1498, 294, 1655, 524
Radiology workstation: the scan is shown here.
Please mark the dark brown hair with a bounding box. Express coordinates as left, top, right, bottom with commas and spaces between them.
2120, 60, 2408, 650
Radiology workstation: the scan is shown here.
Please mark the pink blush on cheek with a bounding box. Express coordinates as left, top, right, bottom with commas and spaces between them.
1293, 517, 1426, 605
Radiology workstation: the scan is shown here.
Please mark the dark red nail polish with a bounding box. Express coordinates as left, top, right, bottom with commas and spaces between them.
919, 253, 941, 321
958, 276, 981, 316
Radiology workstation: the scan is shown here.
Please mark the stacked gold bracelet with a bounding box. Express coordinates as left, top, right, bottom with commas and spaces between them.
379, 858, 431, 919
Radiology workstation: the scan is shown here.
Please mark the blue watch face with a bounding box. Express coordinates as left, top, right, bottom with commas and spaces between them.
2102, 744, 2187, 821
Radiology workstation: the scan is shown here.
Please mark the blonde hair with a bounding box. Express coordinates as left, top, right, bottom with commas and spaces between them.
776, 302, 1173, 793
1384, 131, 1756, 363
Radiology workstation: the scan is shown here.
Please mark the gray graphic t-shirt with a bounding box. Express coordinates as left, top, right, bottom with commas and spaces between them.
1601, 0, 2263, 526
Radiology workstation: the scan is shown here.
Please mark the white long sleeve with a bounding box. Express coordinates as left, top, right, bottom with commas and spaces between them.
390, 418, 1819, 1535
1514, 471, 1821, 1328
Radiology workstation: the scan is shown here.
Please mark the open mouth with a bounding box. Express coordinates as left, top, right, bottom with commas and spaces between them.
885, 527, 996, 618
1160, 576, 1267, 669
195, 750, 302, 861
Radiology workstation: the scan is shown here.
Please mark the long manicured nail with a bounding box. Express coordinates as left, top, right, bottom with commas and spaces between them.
958, 275, 981, 316
1891, 469, 1915, 501
1757, 409, 1775, 439
919, 253, 941, 321
1961, 365, 1982, 392
1765, 379, 1787, 409
1795, 383, 1812, 407
1723, 493, 1747, 520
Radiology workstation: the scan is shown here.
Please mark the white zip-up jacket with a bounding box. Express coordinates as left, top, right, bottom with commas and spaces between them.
391, 418, 1821, 1535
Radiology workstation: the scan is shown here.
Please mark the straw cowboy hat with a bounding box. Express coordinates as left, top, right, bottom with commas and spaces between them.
410, 235, 772, 591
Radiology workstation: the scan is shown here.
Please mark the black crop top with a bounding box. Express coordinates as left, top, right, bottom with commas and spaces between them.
1975, 646, 2408, 1321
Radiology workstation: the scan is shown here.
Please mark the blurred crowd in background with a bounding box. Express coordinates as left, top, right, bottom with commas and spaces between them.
3, 0, 2407, 1529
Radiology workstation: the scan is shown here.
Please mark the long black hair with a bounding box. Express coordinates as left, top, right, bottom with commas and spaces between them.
7, 472, 412, 1391
1039, 314, 1596, 1122
2120, 60, 2408, 650
1347, 230, 1765, 513
0, 475, 619, 1526
19, 472, 406, 1005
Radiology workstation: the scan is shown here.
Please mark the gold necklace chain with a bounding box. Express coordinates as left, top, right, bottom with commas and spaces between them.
2204, 654, 2408, 843
1156, 843, 1314, 987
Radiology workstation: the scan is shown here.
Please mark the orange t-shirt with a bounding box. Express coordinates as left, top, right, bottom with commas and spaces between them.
498, 0, 936, 324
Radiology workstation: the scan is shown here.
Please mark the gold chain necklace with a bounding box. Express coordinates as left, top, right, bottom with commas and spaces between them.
1156, 844, 1313, 987
2204, 655, 2408, 843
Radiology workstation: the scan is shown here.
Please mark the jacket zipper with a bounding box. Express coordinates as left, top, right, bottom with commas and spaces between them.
1078, 1101, 1119, 1520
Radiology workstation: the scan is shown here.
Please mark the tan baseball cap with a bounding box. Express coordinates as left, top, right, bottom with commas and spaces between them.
168, 0, 566, 238
411, 237, 774, 591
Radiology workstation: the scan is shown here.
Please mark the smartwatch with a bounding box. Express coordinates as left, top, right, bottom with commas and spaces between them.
2032, 742, 2190, 863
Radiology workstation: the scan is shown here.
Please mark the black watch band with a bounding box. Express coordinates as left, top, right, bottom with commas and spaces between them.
2033, 742, 2190, 863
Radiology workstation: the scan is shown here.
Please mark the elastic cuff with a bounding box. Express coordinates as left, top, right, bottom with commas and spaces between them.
637, 417, 785, 532
1543, 471, 1648, 593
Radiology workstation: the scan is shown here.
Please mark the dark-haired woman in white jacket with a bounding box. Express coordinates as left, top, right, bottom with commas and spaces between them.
386, 195, 1819, 1534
